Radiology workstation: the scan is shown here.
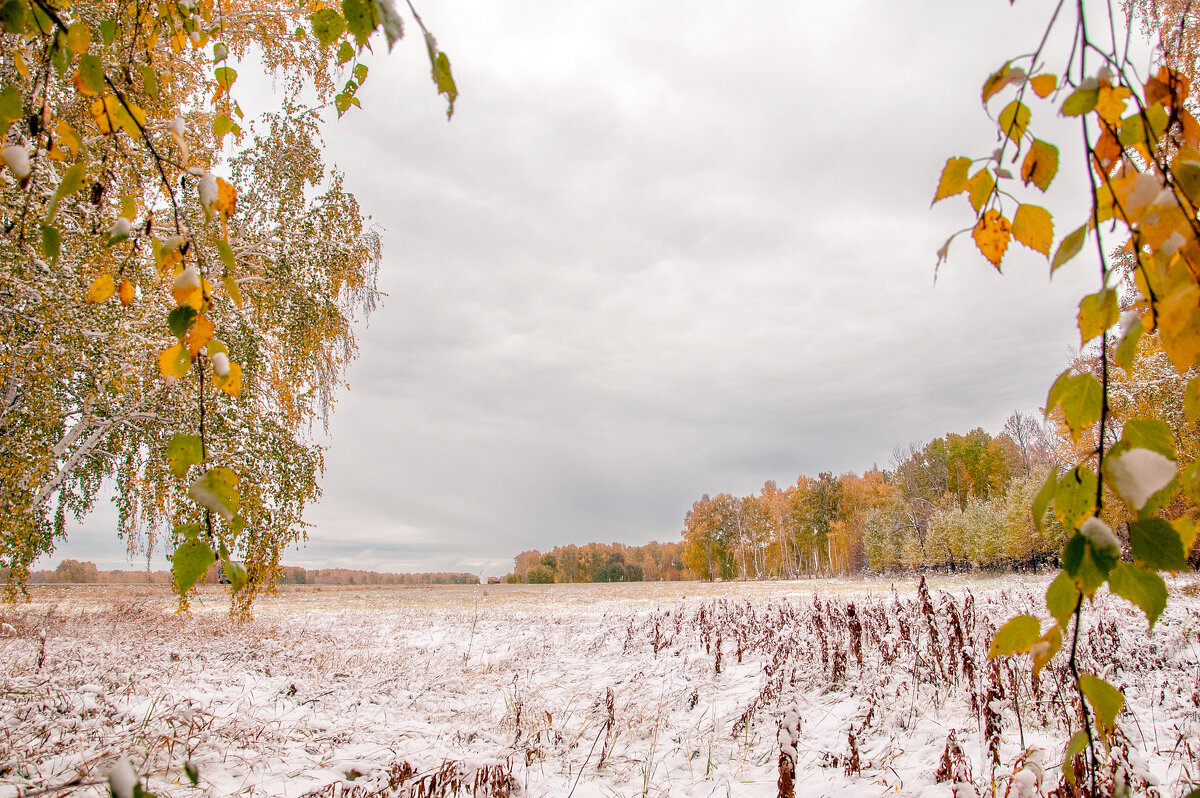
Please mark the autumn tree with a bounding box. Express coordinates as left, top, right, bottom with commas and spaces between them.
935, 0, 1200, 787
0, 0, 455, 609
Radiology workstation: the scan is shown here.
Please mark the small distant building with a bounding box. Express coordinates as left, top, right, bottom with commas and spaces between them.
487, 577, 502, 584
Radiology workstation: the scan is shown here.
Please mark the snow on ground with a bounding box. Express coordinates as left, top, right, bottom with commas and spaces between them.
1, 575, 1198, 797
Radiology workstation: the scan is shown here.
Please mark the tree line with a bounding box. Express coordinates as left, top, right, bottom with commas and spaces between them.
680, 413, 1071, 580
505, 541, 694, 583
8, 560, 479, 586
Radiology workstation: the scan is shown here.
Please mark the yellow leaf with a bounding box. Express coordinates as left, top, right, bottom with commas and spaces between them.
1077, 288, 1119, 346
1012, 204, 1054, 257
1030, 74, 1057, 98
1020, 139, 1058, 192
89, 95, 146, 138
185, 315, 215, 356
222, 271, 244, 308
933, 157, 972, 205
972, 209, 1011, 270
215, 177, 236, 221
158, 343, 192, 382
967, 169, 995, 213
118, 278, 135, 306
1156, 283, 1200, 372
119, 195, 137, 221
1095, 84, 1132, 126
66, 22, 90, 54
49, 121, 81, 161
85, 273, 115, 304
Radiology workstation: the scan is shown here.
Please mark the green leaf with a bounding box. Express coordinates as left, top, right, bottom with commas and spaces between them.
40, 225, 60, 265
214, 66, 237, 90
1046, 371, 1102, 440
376, 0, 404, 50
337, 39, 355, 65
1118, 114, 1145, 148
353, 63, 368, 84
1063, 523, 1119, 597
311, 8, 346, 48
76, 53, 105, 96
1032, 466, 1057, 534
998, 99, 1031, 142
1054, 465, 1098, 531
1046, 571, 1080, 628
988, 614, 1041, 659
1121, 419, 1176, 460
100, 19, 116, 44
45, 160, 87, 223
141, 65, 158, 98
426, 37, 457, 119
185, 761, 199, 786
1079, 673, 1124, 738
1063, 729, 1090, 785
1181, 459, 1200, 504
174, 523, 201, 541
216, 239, 236, 271
1115, 314, 1143, 371
166, 434, 203, 478
171, 539, 215, 595
218, 544, 248, 592
188, 467, 240, 521
1146, 102, 1169, 139
342, 0, 376, 46
0, 85, 22, 132
167, 305, 198, 339
1052, 225, 1088, 273
213, 114, 233, 140
1061, 86, 1100, 116
1107, 561, 1168, 629
1077, 288, 1118, 346
1129, 517, 1188, 571
0, 0, 26, 34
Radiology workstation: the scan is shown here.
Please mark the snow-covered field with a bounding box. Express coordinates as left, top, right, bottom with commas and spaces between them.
1, 576, 1199, 797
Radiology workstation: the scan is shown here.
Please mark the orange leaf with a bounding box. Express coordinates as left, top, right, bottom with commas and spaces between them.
118, 278, 135, 306
1030, 74, 1057, 98
1145, 66, 1190, 110
1092, 126, 1121, 177
213, 361, 242, 398
1013, 204, 1054, 257
972, 209, 1011, 270
185, 315, 215, 357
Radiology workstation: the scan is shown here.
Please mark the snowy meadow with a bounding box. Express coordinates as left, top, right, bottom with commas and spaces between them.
1, 577, 1199, 797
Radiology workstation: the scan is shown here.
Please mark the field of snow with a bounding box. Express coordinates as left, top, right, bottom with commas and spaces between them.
1, 575, 1199, 798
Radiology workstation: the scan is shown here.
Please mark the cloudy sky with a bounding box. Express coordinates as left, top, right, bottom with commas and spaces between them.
52, 0, 1145, 577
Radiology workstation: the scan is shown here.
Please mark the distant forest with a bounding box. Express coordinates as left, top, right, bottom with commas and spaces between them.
506, 541, 694, 583
509, 410, 1200, 584
12, 561, 479, 586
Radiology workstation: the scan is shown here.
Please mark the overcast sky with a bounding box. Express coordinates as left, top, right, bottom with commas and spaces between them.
50, 0, 1145, 577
